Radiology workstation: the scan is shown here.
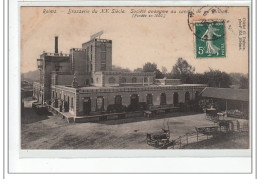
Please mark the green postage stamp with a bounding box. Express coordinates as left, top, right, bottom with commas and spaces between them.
194, 20, 225, 58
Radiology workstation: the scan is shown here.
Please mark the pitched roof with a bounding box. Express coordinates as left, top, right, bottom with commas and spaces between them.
200, 87, 249, 102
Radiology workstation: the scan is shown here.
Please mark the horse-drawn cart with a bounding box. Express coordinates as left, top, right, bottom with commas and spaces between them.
146, 129, 170, 148
206, 108, 218, 122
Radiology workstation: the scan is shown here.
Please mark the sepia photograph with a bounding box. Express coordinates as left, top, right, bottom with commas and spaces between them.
20, 6, 250, 150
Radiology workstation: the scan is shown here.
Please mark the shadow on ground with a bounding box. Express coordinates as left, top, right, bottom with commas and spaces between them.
95, 112, 203, 125
21, 107, 52, 124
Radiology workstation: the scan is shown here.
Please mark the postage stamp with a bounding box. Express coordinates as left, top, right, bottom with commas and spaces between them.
194, 20, 225, 58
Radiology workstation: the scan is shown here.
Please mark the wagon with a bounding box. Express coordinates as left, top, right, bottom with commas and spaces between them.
146, 129, 170, 147
206, 108, 218, 122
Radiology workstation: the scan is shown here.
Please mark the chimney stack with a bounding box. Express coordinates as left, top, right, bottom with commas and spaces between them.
55, 36, 58, 54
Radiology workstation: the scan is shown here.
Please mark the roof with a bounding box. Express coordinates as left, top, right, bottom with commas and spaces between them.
200, 87, 249, 102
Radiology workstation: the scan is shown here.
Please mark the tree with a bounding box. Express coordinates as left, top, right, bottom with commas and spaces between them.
143, 62, 158, 72
171, 58, 195, 83
112, 65, 131, 72
133, 68, 143, 72
191, 73, 206, 84
203, 68, 231, 88
142, 62, 164, 79
161, 66, 168, 74
239, 76, 249, 89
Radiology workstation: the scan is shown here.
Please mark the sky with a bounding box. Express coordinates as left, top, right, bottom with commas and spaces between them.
20, 6, 249, 74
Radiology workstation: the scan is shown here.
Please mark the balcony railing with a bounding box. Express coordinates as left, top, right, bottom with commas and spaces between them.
42, 52, 70, 57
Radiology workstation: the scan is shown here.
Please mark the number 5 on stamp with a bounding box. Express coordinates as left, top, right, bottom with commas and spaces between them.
194, 20, 225, 58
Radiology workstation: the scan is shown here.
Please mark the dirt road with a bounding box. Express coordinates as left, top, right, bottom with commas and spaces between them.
21, 99, 249, 149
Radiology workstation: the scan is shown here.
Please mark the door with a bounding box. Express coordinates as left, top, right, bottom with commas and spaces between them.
83, 97, 91, 114
173, 92, 179, 106
160, 93, 166, 105
130, 94, 139, 111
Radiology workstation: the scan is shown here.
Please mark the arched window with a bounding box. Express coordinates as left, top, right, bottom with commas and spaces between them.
115, 95, 122, 105
121, 77, 126, 83
185, 91, 190, 103
109, 77, 116, 84
132, 77, 137, 83
160, 93, 166, 105
96, 77, 99, 83
173, 92, 179, 106
146, 94, 153, 105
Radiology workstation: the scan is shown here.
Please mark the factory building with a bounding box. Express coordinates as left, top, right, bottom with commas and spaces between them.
33, 32, 207, 120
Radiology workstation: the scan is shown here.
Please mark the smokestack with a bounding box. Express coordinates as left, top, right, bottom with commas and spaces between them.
55, 36, 58, 54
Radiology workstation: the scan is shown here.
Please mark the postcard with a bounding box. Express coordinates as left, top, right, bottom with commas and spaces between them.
20, 6, 250, 151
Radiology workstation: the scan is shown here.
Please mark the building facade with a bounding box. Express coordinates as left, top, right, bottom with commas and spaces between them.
33, 34, 207, 118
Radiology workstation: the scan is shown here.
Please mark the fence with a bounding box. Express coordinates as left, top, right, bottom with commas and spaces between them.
168, 123, 249, 149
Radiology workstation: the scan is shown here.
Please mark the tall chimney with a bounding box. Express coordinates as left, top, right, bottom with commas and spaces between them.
55, 36, 58, 54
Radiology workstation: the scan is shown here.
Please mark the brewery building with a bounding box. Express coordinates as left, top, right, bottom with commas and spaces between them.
33, 33, 207, 121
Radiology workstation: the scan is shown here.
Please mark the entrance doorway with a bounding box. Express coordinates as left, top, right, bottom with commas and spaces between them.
185, 91, 190, 103
130, 94, 139, 111
160, 93, 166, 105
83, 97, 91, 115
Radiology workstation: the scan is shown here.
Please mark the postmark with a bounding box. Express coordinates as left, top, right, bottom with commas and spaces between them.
194, 20, 225, 58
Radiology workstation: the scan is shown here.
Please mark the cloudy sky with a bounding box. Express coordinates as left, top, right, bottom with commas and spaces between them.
20, 6, 249, 74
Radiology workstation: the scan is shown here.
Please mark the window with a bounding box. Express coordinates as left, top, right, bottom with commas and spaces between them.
146, 94, 153, 105
160, 93, 166, 105
115, 95, 122, 105
101, 63, 106, 71
101, 52, 106, 60
185, 92, 190, 103
144, 77, 148, 83
173, 92, 179, 106
96, 77, 99, 83
132, 77, 137, 83
100, 44, 106, 51
71, 97, 74, 109
121, 77, 126, 83
85, 79, 90, 85
109, 77, 116, 84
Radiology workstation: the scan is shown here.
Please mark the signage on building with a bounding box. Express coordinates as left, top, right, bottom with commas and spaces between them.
90, 31, 103, 40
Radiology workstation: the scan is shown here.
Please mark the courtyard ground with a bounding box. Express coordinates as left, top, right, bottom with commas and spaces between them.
21, 98, 249, 149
